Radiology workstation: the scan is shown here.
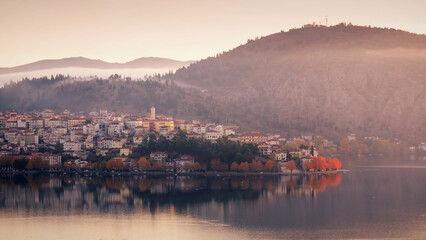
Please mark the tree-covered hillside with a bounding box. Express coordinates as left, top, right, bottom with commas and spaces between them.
0, 75, 226, 122
167, 24, 426, 143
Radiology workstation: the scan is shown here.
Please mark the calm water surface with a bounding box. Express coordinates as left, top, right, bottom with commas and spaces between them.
0, 156, 425, 240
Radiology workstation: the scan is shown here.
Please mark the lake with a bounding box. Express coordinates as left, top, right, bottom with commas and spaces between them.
0, 156, 425, 240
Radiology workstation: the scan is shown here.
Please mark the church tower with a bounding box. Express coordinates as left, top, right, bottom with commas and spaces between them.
150, 106, 156, 120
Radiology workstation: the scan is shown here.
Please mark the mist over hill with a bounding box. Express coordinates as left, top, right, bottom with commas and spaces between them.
0, 24, 425, 143
0, 57, 193, 87
0, 57, 193, 74
167, 24, 426, 143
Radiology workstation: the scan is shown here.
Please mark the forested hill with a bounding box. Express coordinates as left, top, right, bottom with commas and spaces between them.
167, 24, 426, 143
0, 75, 228, 122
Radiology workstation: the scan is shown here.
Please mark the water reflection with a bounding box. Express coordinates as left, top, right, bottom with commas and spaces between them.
0, 174, 341, 215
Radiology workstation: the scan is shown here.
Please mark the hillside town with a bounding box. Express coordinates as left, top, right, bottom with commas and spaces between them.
0, 107, 423, 173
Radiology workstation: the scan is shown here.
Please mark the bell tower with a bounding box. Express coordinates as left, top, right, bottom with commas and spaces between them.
150, 106, 156, 120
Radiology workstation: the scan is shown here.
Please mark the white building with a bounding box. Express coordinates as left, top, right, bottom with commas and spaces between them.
192, 124, 206, 134
125, 119, 143, 129
63, 141, 82, 152
258, 144, 272, 156
150, 152, 168, 163
205, 130, 222, 141
224, 128, 236, 136
107, 121, 124, 136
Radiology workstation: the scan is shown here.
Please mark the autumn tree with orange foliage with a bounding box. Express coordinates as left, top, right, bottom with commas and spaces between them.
250, 160, 263, 172
286, 160, 297, 173
239, 162, 249, 172
264, 160, 274, 172
193, 162, 202, 171
230, 162, 239, 171
26, 156, 49, 170
90, 162, 99, 170
138, 157, 151, 171
151, 162, 166, 171
327, 158, 342, 170
309, 156, 329, 171
106, 158, 124, 170
303, 160, 313, 171
99, 161, 107, 170
303, 156, 341, 172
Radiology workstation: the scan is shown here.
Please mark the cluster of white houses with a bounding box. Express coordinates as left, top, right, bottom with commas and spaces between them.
1, 108, 276, 156
7, 108, 414, 170
0, 108, 287, 164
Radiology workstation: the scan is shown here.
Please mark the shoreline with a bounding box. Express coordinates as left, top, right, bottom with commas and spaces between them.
0, 169, 348, 177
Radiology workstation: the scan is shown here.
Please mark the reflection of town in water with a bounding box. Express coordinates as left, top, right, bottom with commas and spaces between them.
0, 174, 341, 215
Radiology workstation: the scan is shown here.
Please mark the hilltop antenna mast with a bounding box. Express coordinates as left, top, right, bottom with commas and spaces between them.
326, 16, 328, 26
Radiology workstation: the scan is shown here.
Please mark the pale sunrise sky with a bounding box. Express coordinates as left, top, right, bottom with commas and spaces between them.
1, 0, 425, 67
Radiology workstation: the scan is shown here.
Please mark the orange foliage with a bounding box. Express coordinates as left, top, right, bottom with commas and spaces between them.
305, 156, 341, 171
286, 160, 297, 173
239, 162, 249, 172
230, 162, 239, 171
193, 162, 202, 171
138, 157, 151, 171
250, 160, 263, 172
303, 160, 313, 171
151, 162, 166, 171
264, 160, 274, 172
310, 157, 328, 171
106, 158, 124, 170
327, 158, 342, 170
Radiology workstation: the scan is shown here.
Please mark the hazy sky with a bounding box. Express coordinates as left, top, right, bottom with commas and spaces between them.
1, 0, 425, 67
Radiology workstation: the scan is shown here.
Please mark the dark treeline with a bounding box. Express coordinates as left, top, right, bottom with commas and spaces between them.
130, 131, 259, 169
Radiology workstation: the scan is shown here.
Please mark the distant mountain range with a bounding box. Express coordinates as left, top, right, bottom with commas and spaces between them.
1, 24, 425, 142
0, 57, 193, 75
